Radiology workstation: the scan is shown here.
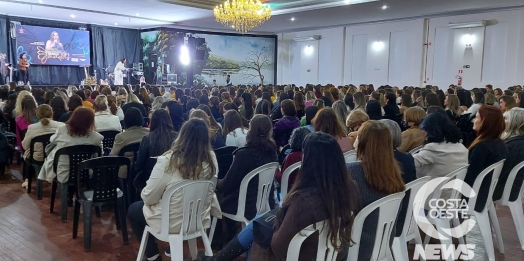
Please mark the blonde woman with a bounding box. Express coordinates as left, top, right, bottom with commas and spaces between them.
14, 90, 32, 116
305, 91, 316, 107
346, 110, 369, 150
398, 107, 426, 152
123, 93, 147, 116
352, 92, 366, 112
444, 94, 462, 120
93, 95, 122, 132
332, 100, 349, 134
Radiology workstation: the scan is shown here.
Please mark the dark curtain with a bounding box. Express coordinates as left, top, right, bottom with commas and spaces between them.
92, 25, 141, 83
0, 17, 7, 54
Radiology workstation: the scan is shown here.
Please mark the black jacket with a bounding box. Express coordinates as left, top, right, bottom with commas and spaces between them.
493, 136, 524, 202
383, 104, 400, 120
394, 150, 417, 236
465, 139, 508, 212
217, 145, 277, 220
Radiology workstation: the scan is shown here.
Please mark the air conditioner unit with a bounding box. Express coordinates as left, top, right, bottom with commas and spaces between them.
293, 35, 322, 42
447, 21, 486, 29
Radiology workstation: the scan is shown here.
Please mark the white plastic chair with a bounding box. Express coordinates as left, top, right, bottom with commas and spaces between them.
280, 161, 301, 200
136, 180, 215, 261
409, 145, 423, 155
492, 161, 524, 250
465, 160, 505, 261
286, 221, 338, 261
348, 191, 405, 261
392, 176, 431, 261
343, 150, 357, 163
222, 162, 279, 226
420, 165, 469, 251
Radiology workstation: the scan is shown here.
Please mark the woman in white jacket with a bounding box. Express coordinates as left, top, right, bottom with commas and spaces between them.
127, 118, 220, 261
413, 112, 469, 179
222, 110, 248, 148
93, 95, 122, 132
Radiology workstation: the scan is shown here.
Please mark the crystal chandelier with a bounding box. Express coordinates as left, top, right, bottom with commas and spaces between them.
214, 0, 272, 34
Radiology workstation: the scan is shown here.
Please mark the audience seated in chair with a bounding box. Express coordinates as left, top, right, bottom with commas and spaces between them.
348, 120, 406, 261
38, 107, 103, 183
273, 99, 300, 148
493, 108, 524, 201
313, 107, 352, 152
465, 105, 508, 212
134, 109, 178, 190
222, 110, 248, 148
128, 118, 220, 261
198, 132, 360, 261
190, 109, 226, 150
21, 104, 64, 188
398, 106, 426, 152
346, 110, 369, 151
274, 127, 311, 189
217, 115, 278, 240
58, 94, 83, 123
93, 95, 122, 132
110, 107, 149, 178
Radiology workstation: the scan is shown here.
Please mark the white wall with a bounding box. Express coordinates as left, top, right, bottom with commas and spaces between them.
277, 8, 524, 89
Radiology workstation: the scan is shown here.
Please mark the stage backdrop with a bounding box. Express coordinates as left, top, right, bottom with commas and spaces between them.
15, 24, 91, 66
141, 28, 276, 87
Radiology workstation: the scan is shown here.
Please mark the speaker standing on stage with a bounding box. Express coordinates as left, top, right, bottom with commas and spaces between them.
18, 54, 30, 85
114, 58, 127, 85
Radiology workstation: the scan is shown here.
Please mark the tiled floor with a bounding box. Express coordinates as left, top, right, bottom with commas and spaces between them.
0, 166, 523, 261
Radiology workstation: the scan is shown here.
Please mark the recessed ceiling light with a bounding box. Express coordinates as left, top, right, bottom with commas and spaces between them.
114, 23, 118, 25
345, 0, 351, 4
290, 17, 295, 21
70, 14, 76, 18
382, 5, 388, 10
136, 13, 140, 16
38, 0, 43, 3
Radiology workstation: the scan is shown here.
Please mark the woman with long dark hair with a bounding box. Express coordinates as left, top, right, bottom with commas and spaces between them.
50, 96, 67, 121
200, 131, 359, 261
255, 99, 271, 116
383, 92, 400, 120
129, 118, 219, 261
465, 105, 508, 211
217, 115, 278, 239
223, 110, 248, 147
166, 101, 184, 132
134, 110, 178, 189
241, 92, 254, 120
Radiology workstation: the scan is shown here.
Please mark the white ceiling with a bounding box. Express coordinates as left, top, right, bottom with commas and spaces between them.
0, 0, 523, 33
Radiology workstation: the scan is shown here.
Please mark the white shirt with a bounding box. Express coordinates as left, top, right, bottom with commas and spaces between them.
94, 111, 122, 132
464, 103, 482, 116
225, 128, 248, 147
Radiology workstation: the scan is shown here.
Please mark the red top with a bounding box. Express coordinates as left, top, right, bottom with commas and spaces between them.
275, 151, 302, 189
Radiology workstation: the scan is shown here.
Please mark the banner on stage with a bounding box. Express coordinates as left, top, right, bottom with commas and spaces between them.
15, 25, 91, 66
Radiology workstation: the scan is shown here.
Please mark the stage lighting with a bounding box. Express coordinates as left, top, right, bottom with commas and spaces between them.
180, 45, 190, 66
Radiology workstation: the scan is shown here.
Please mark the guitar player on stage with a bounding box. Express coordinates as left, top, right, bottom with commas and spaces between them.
0, 52, 11, 85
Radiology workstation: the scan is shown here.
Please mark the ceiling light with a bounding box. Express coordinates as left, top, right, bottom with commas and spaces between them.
70, 14, 76, 18
291, 17, 295, 21
372, 41, 385, 51
114, 23, 118, 25
136, 13, 140, 16
214, 0, 272, 34
38, 0, 43, 3
382, 5, 388, 10
345, 0, 351, 4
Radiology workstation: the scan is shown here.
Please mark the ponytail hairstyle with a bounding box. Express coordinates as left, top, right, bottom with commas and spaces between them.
36, 104, 53, 126
106, 95, 118, 115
